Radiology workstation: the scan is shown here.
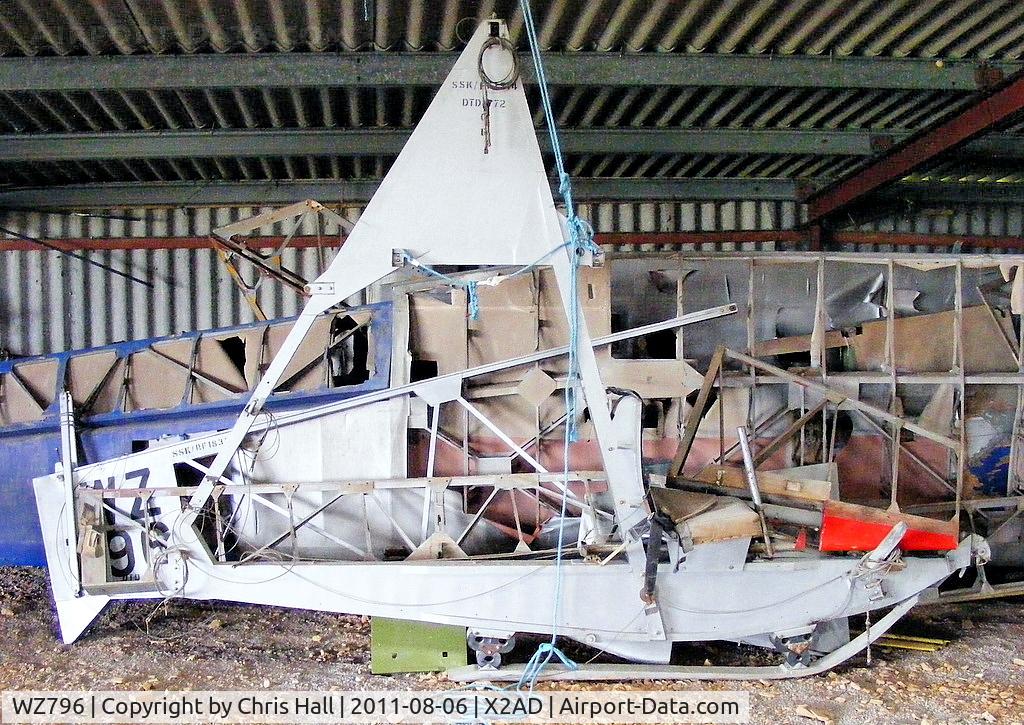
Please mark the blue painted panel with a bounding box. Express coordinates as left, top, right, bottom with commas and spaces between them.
0, 433, 60, 566
970, 445, 1011, 497
0, 303, 393, 565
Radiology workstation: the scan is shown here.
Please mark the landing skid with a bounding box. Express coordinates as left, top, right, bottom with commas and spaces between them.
925, 580, 1024, 604
447, 596, 917, 682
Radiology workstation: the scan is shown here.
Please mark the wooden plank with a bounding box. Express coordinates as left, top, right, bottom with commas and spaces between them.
693, 465, 833, 502
752, 330, 848, 357
752, 399, 827, 467
669, 346, 724, 480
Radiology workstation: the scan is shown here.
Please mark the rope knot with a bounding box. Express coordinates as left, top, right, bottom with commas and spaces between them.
400, 250, 482, 321
518, 643, 579, 690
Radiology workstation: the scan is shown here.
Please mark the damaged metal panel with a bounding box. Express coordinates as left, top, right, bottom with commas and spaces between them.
0, 302, 391, 565
612, 252, 1024, 549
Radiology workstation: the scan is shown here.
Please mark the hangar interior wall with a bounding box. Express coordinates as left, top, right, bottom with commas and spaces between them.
0, 196, 1021, 357
0, 199, 797, 356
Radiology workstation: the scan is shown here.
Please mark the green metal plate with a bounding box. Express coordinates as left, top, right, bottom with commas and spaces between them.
370, 617, 467, 674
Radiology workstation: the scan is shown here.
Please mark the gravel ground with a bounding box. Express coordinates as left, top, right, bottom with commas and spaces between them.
2, 566, 1024, 724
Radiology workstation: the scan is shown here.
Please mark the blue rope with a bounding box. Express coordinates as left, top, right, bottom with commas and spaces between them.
400, 242, 570, 322
518, 0, 600, 444
517, 642, 578, 690
400, 251, 482, 320
408, 5, 597, 685
515, 0, 603, 689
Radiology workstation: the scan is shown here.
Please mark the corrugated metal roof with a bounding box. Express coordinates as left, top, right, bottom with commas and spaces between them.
0, 86, 973, 135
1, 1, 1023, 58
0, 1, 1019, 202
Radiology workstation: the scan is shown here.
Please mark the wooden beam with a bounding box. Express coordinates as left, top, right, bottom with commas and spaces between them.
752, 399, 828, 468
669, 346, 725, 481
752, 330, 849, 357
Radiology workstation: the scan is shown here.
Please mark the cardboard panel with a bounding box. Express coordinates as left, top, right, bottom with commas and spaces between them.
235, 328, 274, 388
408, 267, 611, 443
82, 357, 125, 414
598, 358, 703, 399
153, 336, 249, 397
538, 266, 611, 363
517, 368, 557, 406
240, 317, 332, 393
848, 306, 1017, 373
281, 316, 331, 392
125, 351, 189, 411
12, 359, 58, 409
66, 351, 118, 408
409, 291, 468, 376
409, 291, 469, 440
468, 273, 538, 380
0, 372, 44, 424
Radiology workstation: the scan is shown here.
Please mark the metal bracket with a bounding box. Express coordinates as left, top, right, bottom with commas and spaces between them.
468, 632, 516, 669
305, 282, 336, 295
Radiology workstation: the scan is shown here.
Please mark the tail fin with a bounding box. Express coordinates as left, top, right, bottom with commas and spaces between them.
32, 473, 108, 644
314, 17, 564, 289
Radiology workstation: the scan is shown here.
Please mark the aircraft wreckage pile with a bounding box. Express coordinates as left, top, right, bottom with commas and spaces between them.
2, 18, 1024, 682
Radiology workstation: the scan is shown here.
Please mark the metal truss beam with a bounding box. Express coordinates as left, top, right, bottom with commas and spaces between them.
0, 53, 1016, 92
0, 177, 800, 209
4, 128, 1022, 165
5, 177, 1024, 212
807, 69, 1024, 221
0, 128, 908, 161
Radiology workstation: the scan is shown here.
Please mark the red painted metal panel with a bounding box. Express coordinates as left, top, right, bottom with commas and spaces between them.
819, 509, 959, 553
594, 231, 806, 246
0, 234, 343, 252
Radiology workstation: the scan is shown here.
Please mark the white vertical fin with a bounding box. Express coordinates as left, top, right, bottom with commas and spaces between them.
32, 473, 109, 643
316, 18, 564, 277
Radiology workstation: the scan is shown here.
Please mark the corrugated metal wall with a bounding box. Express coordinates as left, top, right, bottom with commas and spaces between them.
585, 199, 800, 250
843, 201, 1024, 254
0, 199, 801, 356
6, 197, 1023, 355
0, 204, 357, 355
